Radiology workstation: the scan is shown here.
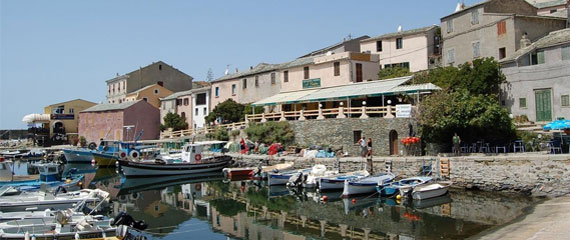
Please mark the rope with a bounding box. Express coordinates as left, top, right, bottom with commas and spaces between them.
143, 222, 203, 231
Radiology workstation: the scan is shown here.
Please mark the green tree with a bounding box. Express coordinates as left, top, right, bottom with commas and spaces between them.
243, 104, 265, 116
205, 99, 244, 123
378, 66, 412, 80
161, 112, 188, 131
207, 126, 229, 141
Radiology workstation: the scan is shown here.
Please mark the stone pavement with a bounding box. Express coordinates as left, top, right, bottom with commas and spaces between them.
475, 195, 570, 240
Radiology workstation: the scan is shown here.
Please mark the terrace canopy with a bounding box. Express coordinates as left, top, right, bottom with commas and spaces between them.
252, 76, 441, 106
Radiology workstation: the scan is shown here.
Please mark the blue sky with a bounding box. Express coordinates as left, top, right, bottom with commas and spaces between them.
0, 0, 479, 129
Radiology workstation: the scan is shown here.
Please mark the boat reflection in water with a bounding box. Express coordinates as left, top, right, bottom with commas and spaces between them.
108, 174, 537, 240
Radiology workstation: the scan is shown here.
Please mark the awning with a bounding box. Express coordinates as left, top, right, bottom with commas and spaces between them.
22, 114, 51, 123
253, 76, 440, 106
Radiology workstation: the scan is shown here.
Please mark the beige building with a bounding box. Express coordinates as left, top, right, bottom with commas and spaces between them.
441, 0, 567, 67
278, 52, 380, 93
42, 99, 96, 145
125, 83, 173, 109
360, 25, 441, 72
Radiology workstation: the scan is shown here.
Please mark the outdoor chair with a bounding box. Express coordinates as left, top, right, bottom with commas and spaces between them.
460, 144, 470, 153
469, 143, 478, 153
495, 145, 507, 153
513, 140, 525, 153
479, 143, 490, 153
548, 141, 562, 154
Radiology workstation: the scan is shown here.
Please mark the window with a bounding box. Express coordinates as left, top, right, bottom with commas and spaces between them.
355, 63, 363, 82
271, 73, 276, 84
181, 112, 185, 119
303, 67, 309, 79
176, 99, 182, 106
184, 98, 189, 106
283, 71, 289, 82
434, 35, 441, 55
242, 79, 247, 89
531, 50, 544, 65
497, 21, 507, 35
196, 93, 207, 105
232, 84, 236, 95
447, 20, 453, 33
119, 100, 122, 103
203, 107, 207, 115
447, 49, 455, 64
353, 130, 362, 144
159, 64, 162, 70
376, 40, 383, 52
142, 98, 148, 102
334, 62, 340, 76
472, 42, 480, 58
550, 9, 557, 14
561, 95, 570, 106
69, 108, 74, 114
562, 46, 570, 60
255, 76, 259, 87
396, 38, 403, 49
519, 98, 527, 108
384, 62, 410, 69
499, 47, 506, 60
215, 87, 219, 97
471, 10, 479, 24
195, 108, 198, 116
154, 89, 159, 94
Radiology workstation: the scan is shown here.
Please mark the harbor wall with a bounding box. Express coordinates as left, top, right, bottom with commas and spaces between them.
229, 153, 570, 196
289, 118, 418, 156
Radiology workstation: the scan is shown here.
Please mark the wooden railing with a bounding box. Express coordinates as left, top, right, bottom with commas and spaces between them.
246, 105, 398, 123
160, 121, 247, 139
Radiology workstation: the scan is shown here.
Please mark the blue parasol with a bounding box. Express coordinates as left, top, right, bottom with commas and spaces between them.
542, 120, 570, 131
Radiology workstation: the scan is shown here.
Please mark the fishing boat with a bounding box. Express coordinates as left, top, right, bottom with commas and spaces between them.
302, 165, 338, 188
0, 189, 109, 212
406, 183, 449, 200
267, 168, 311, 186
0, 159, 81, 190
318, 170, 370, 191
62, 148, 94, 163
222, 163, 293, 179
341, 172, 395, 197
377, 176, 433, 197
117, 141, 232, 177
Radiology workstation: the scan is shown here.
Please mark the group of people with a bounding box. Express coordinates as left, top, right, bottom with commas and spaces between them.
358, 136, 373, 157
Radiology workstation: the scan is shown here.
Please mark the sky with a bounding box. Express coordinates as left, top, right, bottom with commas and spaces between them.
0, 0, 480, 129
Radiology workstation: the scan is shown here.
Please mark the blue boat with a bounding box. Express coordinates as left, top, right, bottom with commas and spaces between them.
342, 172, 395, 197
0, 160, 83, 191
377, 176, 433, 197
318, 170, 370, 191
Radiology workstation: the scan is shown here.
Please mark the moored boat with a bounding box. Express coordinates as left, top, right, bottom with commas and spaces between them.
377, 176, 433, 197
62, 148, 94, 163
409, 183, 449, 200
267, 168, 311, 186
0, 189, 109, 212
342, 172, 395, 197
318, 170, 369, 191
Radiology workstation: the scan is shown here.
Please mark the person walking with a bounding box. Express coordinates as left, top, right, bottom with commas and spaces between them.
359, 136, 367, 157
452, 133, 461, 156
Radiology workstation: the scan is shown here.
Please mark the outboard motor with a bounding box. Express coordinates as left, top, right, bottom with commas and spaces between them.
112, 212, 148, 231
53, 185, 68, 196
287, 172, 304, 187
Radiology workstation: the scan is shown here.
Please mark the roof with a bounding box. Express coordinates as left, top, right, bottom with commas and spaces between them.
161, 86, 211, 101
361, 26, 438, 43
298, 35, 370, 58
128, 83, 170, 95
277, 57, 315, 69
500, 28, 570, 63
253, 76, 440, 106
530, 0, 566, 8
46, 99, 96, 108
106, 61, 193, 83
441, 1, 488, 20
212, 63, 280, 83
80, 100, 141, 113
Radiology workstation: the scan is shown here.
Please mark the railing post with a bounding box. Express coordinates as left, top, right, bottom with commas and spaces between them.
168, 128, 173, 138
245, 114, 249, 124
360, 106, 369, 119
317, 104, 325, 120
279, 111, 287, 122
336, 103, 346, 119
384, 105, 394, 118
298, 109, 306, 121
260, 113, 267, 123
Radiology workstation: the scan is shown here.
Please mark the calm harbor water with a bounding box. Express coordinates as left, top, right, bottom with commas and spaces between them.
19, 162, 539, 240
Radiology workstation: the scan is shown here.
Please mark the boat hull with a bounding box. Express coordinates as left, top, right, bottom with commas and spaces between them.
411, 184, 449, 200
342, 173, 395, 197
0, 197, 100, 212
63, 149, 93, 163
267, 174, 292, 186
118, 156, 232, 177
92, 152, 118, 168
319, 178, 346, 190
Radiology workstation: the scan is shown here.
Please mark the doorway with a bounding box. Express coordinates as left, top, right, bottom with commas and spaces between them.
535, 89, 552, 122
389, 130, 398, 155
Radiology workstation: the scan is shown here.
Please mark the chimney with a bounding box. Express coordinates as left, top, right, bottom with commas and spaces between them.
397, 25, 403, 32
157, 81, 164, 87
249, 66, 253, 70
520, 33, 531, 48
235, 68, 239, 73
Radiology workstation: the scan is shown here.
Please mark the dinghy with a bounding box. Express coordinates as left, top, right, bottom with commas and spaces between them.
377, 176, 433, 197
0, 189, 109, 212
341, 172, 395, 197
407, 183, 449, 200
318, 170, 369, 191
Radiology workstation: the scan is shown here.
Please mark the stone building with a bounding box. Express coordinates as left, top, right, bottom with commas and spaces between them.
500, 28, 570, 122
106, 61, 193, 104
160, 86, 211, 129
360, 25, 441, 72
124, 83, 173, 109
530, 0, 569, 17
441, 0, 567, 67
79, 100, 160, 143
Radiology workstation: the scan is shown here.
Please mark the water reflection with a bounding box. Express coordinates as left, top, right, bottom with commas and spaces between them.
98, 174, 536, 240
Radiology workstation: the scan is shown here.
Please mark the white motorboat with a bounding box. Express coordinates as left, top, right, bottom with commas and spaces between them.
0, 189, 109, 212
62, 148, 94, 163
378, 176, 433, 197
409, 183, 449, 200
342, 172, 395, 197
118, 141, 232, 177
268, 168, 311, 186
300, 165, 338, 188
318, 170, 370, 191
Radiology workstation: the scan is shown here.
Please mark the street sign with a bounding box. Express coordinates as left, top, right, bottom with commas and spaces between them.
396, 104, 412, 118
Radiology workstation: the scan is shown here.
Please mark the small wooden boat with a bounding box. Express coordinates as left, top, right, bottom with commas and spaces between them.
223, 163, 294, 179
408, 183, 449, 200
377, 176, 433, 197
342, 172, 395, 197
318, 170, 369, 191
0, 189, 109, 212
117, 141, 232, 177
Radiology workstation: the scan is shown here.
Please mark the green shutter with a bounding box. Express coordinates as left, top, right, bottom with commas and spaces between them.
562, 46, 570, 61
535, 89, 552, 122
562, 95, 570, 107
519, 98, 526, 108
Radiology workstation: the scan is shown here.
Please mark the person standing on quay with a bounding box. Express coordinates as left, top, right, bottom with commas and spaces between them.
359, 136, 367, 157
367, 138, 373, 157
452, 133, 461, 156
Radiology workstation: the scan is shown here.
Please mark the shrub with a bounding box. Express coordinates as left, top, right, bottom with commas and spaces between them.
209, 126, 229, 141
245, 122, 294, 145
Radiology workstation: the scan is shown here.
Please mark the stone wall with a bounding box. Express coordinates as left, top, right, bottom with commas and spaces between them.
289, 118, 417, 156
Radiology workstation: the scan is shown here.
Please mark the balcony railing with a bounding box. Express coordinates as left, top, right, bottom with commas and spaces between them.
246, 105, 398, 123
160, 122, 247, 139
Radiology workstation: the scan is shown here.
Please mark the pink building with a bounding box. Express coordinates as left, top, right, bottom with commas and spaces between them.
78, 100, 160, 143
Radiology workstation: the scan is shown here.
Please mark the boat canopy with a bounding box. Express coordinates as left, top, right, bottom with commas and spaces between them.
22, 114, 51, 123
